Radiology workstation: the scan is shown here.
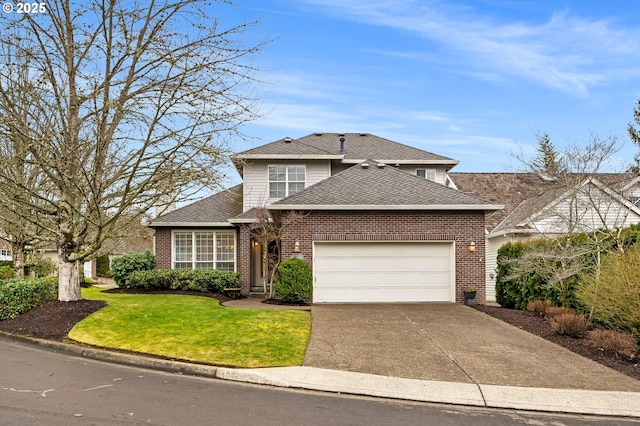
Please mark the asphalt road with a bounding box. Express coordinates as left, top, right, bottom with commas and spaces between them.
0, 338, 635, 425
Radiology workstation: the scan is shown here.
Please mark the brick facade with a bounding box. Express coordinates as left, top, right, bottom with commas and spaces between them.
154, 228, 172, 269
153, 210, 488, 303
278, 210, 487, 303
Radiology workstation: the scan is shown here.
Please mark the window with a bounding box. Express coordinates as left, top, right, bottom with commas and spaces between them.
416, 168, 436, 182
269, 165, 305, 198
630, 196, 640, 206
173, 231, 236, 271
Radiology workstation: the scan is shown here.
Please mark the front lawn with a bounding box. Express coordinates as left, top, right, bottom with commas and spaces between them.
69, 287, 311, 368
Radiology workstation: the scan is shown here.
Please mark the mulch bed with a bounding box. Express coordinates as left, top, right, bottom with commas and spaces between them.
0, 299, 107, 341
1, 291, 637, 382
473, 305, 640, 381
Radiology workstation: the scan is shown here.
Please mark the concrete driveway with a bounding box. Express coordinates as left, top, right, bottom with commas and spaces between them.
303, 304, 640, 392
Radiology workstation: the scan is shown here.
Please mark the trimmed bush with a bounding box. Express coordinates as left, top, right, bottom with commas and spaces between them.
551, 312, 588, 337
274, 258, 312, 303
576, 247, 640, 339
588, 329, 638, 361
126, 269, 239, 293
0, 265, 14, 279
111, 251, 155, 287
0, 278, 58, 320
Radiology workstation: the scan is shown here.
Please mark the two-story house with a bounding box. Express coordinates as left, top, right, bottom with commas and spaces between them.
150, 133, 503, 303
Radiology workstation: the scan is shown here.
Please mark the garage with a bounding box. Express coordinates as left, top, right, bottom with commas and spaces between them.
313, 241, 454, 303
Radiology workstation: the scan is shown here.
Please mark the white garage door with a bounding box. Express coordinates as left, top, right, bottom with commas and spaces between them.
313, 242, 454, 303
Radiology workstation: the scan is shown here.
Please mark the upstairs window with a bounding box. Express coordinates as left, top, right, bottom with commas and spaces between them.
416, 168, 436, 182
269, 165, 305, 198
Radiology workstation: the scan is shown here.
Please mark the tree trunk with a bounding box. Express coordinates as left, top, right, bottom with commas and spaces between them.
12, 245, 24, 278
58, 256, 82, 302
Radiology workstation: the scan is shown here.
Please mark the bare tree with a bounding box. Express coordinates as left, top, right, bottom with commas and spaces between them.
0, 34, 52, 278
0, 1, 265, 301
248, 208, 308, 299
509, 133, 631, 307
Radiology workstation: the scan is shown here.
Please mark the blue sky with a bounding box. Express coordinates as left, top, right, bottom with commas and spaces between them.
221, 0, 640, 182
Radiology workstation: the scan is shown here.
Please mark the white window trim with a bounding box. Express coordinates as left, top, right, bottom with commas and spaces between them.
171, 229, 237, 272
416, 168, 436, 182
268, 164, 306, 199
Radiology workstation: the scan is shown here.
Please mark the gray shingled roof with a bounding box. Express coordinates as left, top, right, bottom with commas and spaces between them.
269, 161, 501, 210
232, 133, 459, 165
449, 172, 640, 234
149, 185, 243, 226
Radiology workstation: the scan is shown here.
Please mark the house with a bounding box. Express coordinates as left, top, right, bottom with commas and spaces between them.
449, 172, 640, 302
150, 133, 503, 303
0, 240, 11, 262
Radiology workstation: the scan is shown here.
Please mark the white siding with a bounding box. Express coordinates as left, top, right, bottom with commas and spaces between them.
485, 235, 512, 303
242, 160, 331, 211
399, 165, 448, 185
532, 184, 640, 234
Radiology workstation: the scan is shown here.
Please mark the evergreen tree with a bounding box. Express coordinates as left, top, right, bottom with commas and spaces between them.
532, 133, 566, 175
627, 100, 640, 173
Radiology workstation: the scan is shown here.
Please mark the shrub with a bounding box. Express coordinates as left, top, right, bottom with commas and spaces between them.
0, 260, 12, 268
274, 258, 312, 303
111, 251, 155, 287
576, 247, 640, 339
588, 329, 638, 361
96, 255, 111, 276
545, 306, 572, 318
0, 278, 58, 320
0, 265, 14, 279
126, 269, 239, 292
551, 312, 587, 337
32, 257, 58, 278
526, 300, 552, 317
496, 237, 594, 310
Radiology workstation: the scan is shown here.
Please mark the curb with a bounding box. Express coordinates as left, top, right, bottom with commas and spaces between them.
2, 332, 639, 418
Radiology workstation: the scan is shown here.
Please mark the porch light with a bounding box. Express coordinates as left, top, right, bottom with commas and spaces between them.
468, 240, 476, 252
294, 240, 301, 253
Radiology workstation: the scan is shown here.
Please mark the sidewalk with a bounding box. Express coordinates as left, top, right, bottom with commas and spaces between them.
3, 296, 639, 418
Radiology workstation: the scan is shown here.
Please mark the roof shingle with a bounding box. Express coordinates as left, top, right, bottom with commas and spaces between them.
232, 133, 459, 165
149, 184, 243, 226
269, 161, 501, 210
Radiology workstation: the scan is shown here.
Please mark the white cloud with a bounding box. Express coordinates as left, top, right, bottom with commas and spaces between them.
295, 0, 640, 97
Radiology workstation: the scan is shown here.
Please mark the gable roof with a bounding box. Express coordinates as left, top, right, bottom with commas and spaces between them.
269, 161, 502, 211
149, 184, 243, 227
449, 173, 557, 232
232, 133, 459, 167
450, 172, 640, 235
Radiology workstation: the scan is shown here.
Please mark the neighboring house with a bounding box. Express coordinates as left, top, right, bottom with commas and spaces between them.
150, 133, 503, 303
0, 240, 11, 262
449, 173, 640, 302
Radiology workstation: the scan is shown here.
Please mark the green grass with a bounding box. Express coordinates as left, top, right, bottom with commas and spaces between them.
69, 287, 311, 368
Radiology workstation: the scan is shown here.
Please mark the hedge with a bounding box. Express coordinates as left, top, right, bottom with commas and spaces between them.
496, 224, 640, 310
0, 278, 58, 320
125, 269, 239, 293
111, 251, 155, 287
